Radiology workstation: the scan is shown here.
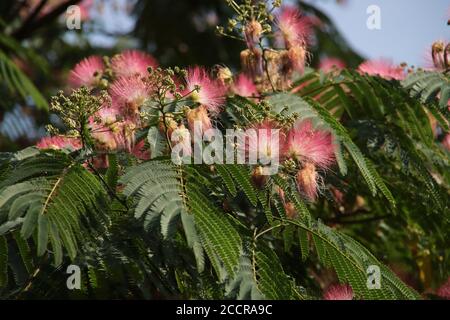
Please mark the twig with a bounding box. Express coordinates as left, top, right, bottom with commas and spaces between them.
13, 0, 82, 40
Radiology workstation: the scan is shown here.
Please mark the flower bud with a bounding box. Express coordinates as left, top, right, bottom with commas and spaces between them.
295, 162, 318, 201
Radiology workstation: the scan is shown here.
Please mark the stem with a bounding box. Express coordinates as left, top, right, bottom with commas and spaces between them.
87, 159, 129, 210
260, 45, 276, 92
228, 0, 243, 14
157, 89, 173, 152
254, 223, 285, 241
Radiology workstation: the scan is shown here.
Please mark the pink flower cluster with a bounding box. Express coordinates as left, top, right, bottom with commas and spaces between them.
276, 6, 312, 73
358, 59, 406, 81
250, 119, 336, 202
184, 67, 226, 115
38, 50, 157, 162
276, 6, 312, 48
284, 120, 335, 201
40, 49, 336, 202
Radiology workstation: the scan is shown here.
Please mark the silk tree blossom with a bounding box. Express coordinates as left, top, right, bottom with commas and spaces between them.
36, 136, 82, 151
68, 55, 104, 88
283, 120, 335, 201
319, 57, 346, 73
323, 284, 354, 300
111, 50, 158, 78
109, 75, 151, 116
282, 119, 335, 169
184, 66, 227, 115
358, 59, 406, 81
276, 6, 311, 49
232, 73, 258, 97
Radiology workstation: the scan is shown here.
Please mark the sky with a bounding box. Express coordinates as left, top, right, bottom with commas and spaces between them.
307, 0, 449, 66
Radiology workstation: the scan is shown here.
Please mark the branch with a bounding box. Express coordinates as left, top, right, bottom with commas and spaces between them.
12, 0, 82, 40
20, 0, 49, 30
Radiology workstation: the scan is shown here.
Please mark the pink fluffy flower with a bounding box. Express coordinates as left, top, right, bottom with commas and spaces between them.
109, 75, 151, 116
232, 73, 258, 97
443, 134, 450, 151
184, 66, 226, 115
111, 50, 158, 78
36, 136, 82, 151
323, 284, 354, 300
358, 59, 405, 81
319, 57, 346, 73
282, 119, 335, 169
276, 6, 312, 48
436, 277, 450, 299
68, 55, 104, 87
